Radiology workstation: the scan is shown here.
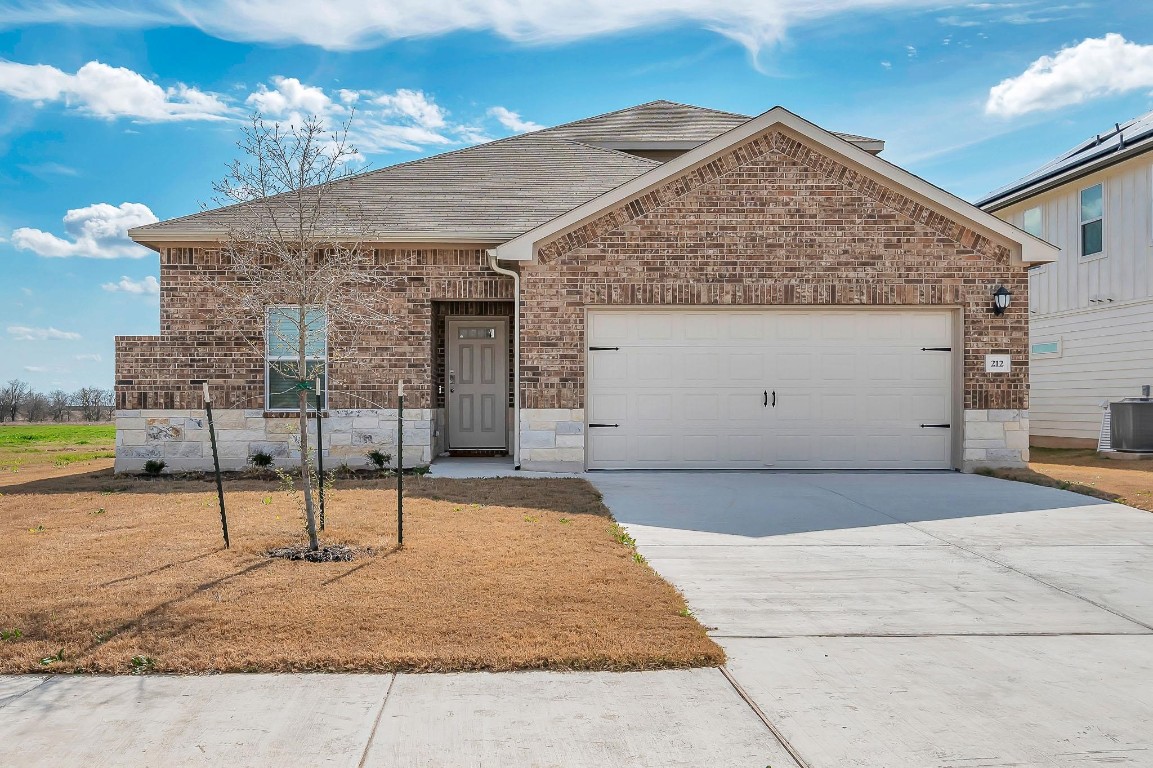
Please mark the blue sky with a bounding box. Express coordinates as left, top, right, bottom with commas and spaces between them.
1, 0, 1151, 392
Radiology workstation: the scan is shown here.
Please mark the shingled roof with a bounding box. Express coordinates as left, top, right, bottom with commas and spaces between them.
130, 100, 882, 246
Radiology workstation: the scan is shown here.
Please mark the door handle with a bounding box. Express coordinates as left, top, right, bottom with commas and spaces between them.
763, 390, 768, 407
772, 391, 776, 408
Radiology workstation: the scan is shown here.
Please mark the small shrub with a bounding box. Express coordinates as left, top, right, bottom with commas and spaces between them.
130, 655, 156, 675
248, 451, 275, 469
143, 459, 166, 476
365, 450, 391, 470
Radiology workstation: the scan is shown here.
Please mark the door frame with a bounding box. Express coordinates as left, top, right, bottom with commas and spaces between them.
445, 315, 510, 450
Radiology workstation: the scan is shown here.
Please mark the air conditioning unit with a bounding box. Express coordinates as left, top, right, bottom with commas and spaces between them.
1110, 386, 1153, 452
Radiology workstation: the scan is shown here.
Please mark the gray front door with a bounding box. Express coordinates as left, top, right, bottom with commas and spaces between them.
446, 318, 508, 449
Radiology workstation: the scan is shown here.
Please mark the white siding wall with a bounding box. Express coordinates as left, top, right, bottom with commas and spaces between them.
997, 154, 1153, 440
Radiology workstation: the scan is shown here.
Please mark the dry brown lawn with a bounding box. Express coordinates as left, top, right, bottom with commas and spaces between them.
984, 447, 1153, 514
0, 458, 722, 674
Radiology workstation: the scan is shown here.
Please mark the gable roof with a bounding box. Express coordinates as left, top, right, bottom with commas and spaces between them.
537, 100, 884, 152
129, 100, 886, 248
130, 133, 659, 246
493, 106, 1058, 266
978, 109, 1153, 210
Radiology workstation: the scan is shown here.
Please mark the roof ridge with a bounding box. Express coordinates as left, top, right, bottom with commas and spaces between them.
534, 100, 750, 138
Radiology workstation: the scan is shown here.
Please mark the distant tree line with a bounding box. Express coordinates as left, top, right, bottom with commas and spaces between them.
0, 379, 114, 423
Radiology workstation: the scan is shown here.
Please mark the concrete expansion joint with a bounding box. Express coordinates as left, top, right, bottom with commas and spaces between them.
718, 666, 812, 768
357, 673, 397, 768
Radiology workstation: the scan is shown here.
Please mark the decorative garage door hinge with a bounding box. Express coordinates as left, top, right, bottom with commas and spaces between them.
919, 423, 951, 428
921, 347, 952, 351
588, 346, 620, 351
589, 423, 621, 428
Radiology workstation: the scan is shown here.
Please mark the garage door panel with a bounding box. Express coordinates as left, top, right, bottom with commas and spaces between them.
635, 314, 674, 341
636, 394, 673, 421
588, 393, 627, 422
730, 353, 763, 380
586, 310, 954, 470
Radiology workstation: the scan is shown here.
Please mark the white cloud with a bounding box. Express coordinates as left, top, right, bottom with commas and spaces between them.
24, 365, 49, 373
7, 325, 82, 341
987, 34, 1153, 117
0, 59, 232, 121
375, 89, 447, 129
75, 353, 102, 361
906, 45, 917, 58
12, 202, 158, 259
488, 106, 543, 133
880, 60, 892, 70
102, 275, 160, 294
2, 0, 955, 57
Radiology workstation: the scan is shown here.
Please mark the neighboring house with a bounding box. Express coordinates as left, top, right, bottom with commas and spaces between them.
979, 112, 1153, 447
116, 101, 1055, 473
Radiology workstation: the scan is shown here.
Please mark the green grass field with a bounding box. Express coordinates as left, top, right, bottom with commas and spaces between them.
0, 424, 115, 470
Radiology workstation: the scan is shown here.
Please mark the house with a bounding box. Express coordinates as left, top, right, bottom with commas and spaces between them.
115, 101, 1055, 473
978, 111, 1153, 447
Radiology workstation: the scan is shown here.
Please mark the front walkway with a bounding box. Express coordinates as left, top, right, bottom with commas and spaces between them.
588, 470, 1153, 767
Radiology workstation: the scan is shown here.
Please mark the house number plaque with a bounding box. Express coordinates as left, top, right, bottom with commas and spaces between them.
985, 354, 1011, 373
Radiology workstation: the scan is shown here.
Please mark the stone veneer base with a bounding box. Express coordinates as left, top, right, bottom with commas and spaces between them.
114, 408, 433, 474
518, 408, 585, 472
961, 409, 1029, 472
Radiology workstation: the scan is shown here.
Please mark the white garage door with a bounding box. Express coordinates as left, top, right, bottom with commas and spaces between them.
586, 309, 955, 470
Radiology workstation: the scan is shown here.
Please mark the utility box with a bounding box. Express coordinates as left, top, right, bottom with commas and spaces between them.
1111, 395, 1153, 452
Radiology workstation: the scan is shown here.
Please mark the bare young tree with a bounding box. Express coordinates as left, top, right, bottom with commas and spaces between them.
206, 113, 397, 552
0, 379, 30, 423
73, 387, 107, 422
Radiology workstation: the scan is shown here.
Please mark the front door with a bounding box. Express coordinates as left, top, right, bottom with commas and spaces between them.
446, 318, 509, 449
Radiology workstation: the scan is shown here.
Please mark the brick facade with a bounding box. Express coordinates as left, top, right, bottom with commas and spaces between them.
519, 127, 1028, 415
116, 124, 1030, 473
116, 247, 515, 414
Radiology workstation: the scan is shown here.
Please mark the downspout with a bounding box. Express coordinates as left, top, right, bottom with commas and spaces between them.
487, 250, 521, 469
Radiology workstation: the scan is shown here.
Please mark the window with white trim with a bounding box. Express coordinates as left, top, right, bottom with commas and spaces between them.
266, 306, 327, 410
1080, 183, 1103, 258
1021, 206, 1043, 238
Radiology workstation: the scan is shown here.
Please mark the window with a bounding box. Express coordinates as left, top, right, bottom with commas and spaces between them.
266, 306, 327, 410
1030, 339, 1061, 358
1021, 206, 1043, 238
1080, 184, 1103, 258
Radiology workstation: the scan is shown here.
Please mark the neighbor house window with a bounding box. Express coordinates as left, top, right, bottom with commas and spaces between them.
266, 305, 327, 410
1080, 184, 1103, 257
1021, 206, 1043, 238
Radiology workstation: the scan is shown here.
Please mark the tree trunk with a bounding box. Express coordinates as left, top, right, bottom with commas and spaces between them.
299, 386, 320, 551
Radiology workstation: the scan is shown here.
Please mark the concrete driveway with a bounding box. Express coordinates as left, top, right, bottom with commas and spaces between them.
589, 471, 1153, 768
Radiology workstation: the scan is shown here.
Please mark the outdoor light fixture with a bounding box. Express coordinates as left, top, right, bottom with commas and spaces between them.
992, 285, 1012, 316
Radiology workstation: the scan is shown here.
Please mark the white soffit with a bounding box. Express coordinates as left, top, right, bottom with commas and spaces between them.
492, 106, 1059, 266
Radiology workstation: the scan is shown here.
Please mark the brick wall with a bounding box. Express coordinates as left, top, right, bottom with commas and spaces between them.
520, 127, 1029, 412
116, 247, 515, 412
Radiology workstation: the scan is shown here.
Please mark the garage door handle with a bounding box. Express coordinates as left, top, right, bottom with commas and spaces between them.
589, 423, 620, 428
920, 423, 951, 428
763, 390, 768, 407
772, 390, 776, 407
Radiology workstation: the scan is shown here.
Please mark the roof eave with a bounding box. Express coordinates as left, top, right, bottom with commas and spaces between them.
128, 228, 514, 248
494, 106, 1057, 266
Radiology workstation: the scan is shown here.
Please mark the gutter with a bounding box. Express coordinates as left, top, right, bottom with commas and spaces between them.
486, 250, 522, 470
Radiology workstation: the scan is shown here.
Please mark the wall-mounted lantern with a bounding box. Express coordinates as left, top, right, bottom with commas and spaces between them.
992, 285, 1012, 316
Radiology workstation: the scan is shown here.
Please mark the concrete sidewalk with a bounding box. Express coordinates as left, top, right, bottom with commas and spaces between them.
589, 471, 1153, 767
0, 670, 801, 767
